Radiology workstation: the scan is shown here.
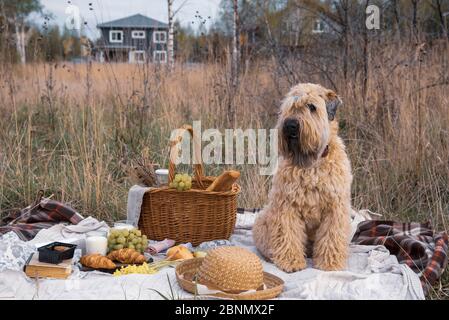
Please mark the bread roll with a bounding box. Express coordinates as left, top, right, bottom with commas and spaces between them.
206, 170, 240, 192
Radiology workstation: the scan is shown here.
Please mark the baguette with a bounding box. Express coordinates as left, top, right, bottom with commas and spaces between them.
206, 170, 240, 192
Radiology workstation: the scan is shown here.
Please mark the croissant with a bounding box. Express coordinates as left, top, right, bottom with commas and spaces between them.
107, 248, 146, 264
80, 254, 116, 269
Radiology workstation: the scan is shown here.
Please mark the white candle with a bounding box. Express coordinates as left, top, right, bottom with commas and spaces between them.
86, 236, 108, 256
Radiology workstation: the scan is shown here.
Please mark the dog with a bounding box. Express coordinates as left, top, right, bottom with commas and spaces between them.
253, 83, 352, 272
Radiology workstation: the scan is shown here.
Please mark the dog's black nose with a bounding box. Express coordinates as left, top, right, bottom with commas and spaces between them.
283, 118, 299, 138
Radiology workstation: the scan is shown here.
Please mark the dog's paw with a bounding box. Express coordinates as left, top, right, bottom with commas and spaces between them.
273, 256, 306, 273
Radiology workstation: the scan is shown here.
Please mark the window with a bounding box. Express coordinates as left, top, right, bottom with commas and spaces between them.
312, 19, 325, 34
133, 51, 146, 63
132, 30, 146, 39
153, 31, 167, 43
153, 50, 167, 63
110, 30, 123, 43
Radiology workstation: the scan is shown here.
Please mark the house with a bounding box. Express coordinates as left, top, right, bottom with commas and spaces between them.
279, 4, 337, 49
96, 14, 168, 63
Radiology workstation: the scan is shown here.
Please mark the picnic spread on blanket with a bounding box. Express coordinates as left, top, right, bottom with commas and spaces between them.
0, 191, 447, 299
0, 126, 447, 300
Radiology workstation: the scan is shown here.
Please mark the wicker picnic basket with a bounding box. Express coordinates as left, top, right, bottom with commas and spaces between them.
138, 125, 241, 246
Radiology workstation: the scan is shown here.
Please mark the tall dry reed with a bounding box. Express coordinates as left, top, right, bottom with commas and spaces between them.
0, 43, 447, 232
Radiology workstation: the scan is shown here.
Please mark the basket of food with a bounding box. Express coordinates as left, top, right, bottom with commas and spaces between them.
138, 125, 241, 246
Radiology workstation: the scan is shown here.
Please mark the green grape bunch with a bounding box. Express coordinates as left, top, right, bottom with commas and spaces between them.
107, 228, 148, 253
169, 173, 192, 191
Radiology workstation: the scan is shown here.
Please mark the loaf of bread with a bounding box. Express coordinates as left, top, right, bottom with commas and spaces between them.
53, 245, 68, 252
206, 170, 240, 192
80, 254, 116, 269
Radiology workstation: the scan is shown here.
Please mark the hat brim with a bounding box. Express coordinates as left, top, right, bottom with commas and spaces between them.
175, 258, 284, 300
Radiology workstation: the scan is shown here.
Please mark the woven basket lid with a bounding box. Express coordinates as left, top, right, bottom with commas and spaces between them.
196, 246, 264, 293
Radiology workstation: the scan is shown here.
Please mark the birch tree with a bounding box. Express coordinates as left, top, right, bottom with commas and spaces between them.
1, 0, 42, 64
167, 0, 188, 69
231, 0, 240, 87
226, 0, 240, 126
167, 0, 175, 69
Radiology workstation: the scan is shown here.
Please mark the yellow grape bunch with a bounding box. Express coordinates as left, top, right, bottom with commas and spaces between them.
169, 173, 192, 191
107, 228, 148, 253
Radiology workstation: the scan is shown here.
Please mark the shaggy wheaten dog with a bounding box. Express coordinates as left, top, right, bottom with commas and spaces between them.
253, 83, 352, 272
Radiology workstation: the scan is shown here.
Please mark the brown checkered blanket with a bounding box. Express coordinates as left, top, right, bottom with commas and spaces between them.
351, 220, 448, 296
0, 195, 84, 241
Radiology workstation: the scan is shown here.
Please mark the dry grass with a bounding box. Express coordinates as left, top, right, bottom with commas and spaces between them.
0, 41, 448, 297
0, 61, 277, 217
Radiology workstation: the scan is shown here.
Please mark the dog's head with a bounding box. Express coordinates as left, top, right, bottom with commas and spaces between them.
277, 83, 342, 168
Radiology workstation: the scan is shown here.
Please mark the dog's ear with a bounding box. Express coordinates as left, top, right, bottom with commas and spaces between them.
325, 91, 342, 121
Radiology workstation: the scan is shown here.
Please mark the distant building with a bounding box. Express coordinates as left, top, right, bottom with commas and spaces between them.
311, 18, 326, 34
270, 4, 337, 50
96, 14, 168, 63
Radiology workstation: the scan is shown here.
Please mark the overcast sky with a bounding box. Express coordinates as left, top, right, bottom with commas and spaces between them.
37, 0, 221, 39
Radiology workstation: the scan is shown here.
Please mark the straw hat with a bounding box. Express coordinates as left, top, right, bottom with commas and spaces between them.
176, 246, 284, 300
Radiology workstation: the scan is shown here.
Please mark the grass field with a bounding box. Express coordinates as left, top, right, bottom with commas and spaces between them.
0, 42, 448, 297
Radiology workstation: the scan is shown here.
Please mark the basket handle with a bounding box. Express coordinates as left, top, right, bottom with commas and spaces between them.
168, 124, 205, 188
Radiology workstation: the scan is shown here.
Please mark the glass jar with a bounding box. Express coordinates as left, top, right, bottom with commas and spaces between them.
86, 231, 108, 256
155, 168, 169, 185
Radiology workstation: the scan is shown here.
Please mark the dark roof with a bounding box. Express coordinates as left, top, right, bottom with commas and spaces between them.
97, 14, 168, 29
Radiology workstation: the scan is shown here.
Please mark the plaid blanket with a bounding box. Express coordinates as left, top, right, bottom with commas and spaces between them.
351, 220, 449, 295
0, 195, 84, 241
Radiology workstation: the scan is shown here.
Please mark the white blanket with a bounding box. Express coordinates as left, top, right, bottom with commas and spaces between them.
0, 211, 425, 300
231, 228, 424, 300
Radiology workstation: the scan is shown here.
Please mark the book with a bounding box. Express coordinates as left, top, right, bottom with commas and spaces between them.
25, 253, 73, 279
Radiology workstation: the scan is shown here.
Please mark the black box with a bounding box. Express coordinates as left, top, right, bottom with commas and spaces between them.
37, 242, 77, 264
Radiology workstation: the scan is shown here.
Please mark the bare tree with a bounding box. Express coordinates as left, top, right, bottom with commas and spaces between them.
298, 0, 352, 81
428, 0, 449, 38
227, 0, 240, 126
293, 6, 301, 47
411, 0, 420, 41
0, 0, 41, 64
362, 0, 370, 106
167, 0, 188, 70
231, 0, 240, 85
167, 0, 175, 69
391, 0, 402, 40
340, 0, 350, 81
14, 22, 32, 64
